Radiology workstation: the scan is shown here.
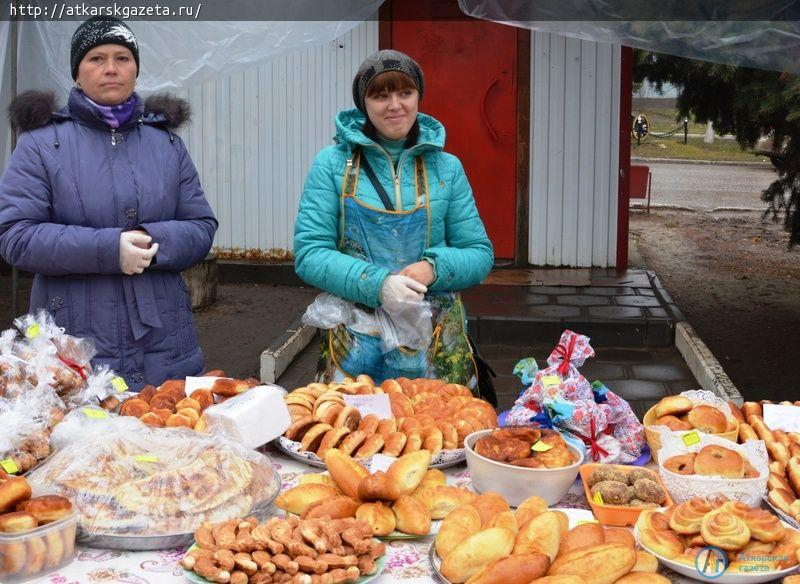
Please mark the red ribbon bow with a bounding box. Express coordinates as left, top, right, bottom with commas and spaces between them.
553, 334, 577, 377
582, 416, 610, 462
57, 354, 88, 381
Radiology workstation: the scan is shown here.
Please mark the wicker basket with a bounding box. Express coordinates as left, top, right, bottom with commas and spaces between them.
643, 404, 739, 464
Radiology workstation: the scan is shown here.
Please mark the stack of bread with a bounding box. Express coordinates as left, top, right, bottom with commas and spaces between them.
651, 396, 737, 435
434, 491, 667, 584
636, 496, 799, 574
283, 375, 497, 460
181, 514, 386, 584
275, 449, 477, 538
736, 402, 800, 525
116, 372, 259, 430
0, 473, 76, 581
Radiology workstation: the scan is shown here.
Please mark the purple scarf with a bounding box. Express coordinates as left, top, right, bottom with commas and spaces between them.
80, 91, 137, 129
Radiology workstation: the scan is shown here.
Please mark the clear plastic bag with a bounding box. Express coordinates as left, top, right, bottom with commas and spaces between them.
66, 365, 118, 409
0, 382, 64, 474
29, 416, 279, 536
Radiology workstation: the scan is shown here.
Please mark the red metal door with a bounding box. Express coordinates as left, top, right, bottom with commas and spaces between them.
389, 4, 518, 259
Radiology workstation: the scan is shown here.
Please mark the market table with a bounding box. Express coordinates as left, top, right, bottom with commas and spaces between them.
31, 446, 792, 584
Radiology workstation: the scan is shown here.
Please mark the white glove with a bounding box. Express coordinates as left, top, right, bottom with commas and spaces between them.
119, 231, 159, 275
379, 274, 427, 313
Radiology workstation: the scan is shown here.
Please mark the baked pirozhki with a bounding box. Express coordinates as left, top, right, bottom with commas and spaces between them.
649, 396, 737, 435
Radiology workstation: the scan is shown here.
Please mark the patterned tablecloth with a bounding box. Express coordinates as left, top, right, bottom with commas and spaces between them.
30, 446, 797, 584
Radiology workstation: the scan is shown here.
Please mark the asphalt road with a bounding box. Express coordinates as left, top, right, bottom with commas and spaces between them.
633, 161, 778, 211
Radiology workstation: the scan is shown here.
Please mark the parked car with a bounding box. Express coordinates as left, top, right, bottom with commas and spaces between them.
754, 131, 787, 167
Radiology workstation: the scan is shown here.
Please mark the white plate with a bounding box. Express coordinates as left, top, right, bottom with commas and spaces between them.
634, 516, 800, 583
429, 508, 596, 583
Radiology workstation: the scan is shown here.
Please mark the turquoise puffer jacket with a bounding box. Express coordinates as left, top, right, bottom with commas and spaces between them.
294, 109, 493, 308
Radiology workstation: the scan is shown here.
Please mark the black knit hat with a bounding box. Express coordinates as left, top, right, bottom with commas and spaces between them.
352, 50, 424, 113
70, 17, 139, 80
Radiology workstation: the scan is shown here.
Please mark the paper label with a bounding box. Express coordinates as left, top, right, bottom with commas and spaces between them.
369, 453, 397, 473
0, 458, 19, 474
342, 394, 392, 420
82, 408, 109, 419
592, 492, 604, 505
135, 454, 159, 463
531, 441, 553, 452
763, 404, 800, 432
541, 375, 561, 387
111, 377, 129, 393
682, 431, 701, 446
26, 323, 40, 339
184, 376, 229, 396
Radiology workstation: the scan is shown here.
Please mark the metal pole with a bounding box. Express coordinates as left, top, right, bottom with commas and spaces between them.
9, 18, 19, 320
684, 117, 688, 144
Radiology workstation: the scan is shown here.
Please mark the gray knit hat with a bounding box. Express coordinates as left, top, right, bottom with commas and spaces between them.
352, 50, 424, 113
71, 16, 139, 80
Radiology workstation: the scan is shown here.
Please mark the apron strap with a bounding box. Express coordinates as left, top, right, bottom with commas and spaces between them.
356, 147, 395, 212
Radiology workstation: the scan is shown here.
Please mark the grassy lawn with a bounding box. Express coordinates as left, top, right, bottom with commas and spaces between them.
632, 136, 771, 163
635, 107, 706, 134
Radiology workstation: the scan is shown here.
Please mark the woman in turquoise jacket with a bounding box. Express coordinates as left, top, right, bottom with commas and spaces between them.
294, 50, 493, 391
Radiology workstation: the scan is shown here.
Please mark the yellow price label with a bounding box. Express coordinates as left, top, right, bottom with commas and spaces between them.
531, 441, 554, 452
682, 431, 701, 446
0, 458, 19, 474
82, 408, 109, 419
135, 454, 159, 463
26, 323, 40, 339
111, 377, 129, 393
593, 492, 604, 505
541, 375, 561, 387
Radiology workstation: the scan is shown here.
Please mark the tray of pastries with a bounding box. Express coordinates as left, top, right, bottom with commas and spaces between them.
26, 418, 279, 550
279, 376, 497, 468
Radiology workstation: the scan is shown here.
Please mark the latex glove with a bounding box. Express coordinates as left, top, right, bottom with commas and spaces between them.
379, 274, 427, 313
119, 231, 159, 275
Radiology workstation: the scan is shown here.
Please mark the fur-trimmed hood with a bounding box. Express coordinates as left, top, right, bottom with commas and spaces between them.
8, 89, 191, 132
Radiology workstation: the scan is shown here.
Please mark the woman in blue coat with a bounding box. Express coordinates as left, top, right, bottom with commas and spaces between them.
0, 17, 217, 390
294, 50, 494, 393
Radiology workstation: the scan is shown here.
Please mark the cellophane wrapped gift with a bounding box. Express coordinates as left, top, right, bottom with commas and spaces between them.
28, 416, 279, 537
505, 330, 645, 463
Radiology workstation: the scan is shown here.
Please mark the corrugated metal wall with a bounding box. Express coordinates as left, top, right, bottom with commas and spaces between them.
172, 21, 378, 259
529, 32, 621, 267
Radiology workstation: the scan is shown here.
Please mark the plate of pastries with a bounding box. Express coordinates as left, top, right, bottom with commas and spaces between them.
430, 490, 671, 584
279, 376, 497, 468
635, 496, 800, 583
181, 514, 387, 584
275, 449, 477, 539
26, 422, 279, 549
115, 371, 260, 431
0, 473, 77, 583
472, 427, 578, 468
662, 445, 761, 478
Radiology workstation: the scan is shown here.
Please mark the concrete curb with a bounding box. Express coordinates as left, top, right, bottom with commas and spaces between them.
631, 203, 764, 213
260, 318, 317, 384
675, 321, 743, 404
632, 157, 772, 169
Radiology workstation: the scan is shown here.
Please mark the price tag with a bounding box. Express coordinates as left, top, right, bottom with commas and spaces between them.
531, 441, 553, 452
541, 375, 561, 387
682, 431, 701, 446
135, 454, 159, 463
342, 394, 392, 420
592, 492, 604, 505
369, 453, 397, 473
26, 323, 40, 339
111, 376, 129, 393
82, 408, 109, 420
577, 519, 600, 525
0, 458, 19, 474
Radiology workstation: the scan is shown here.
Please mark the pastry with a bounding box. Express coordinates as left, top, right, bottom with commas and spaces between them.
654, 396, 693, 418
558, 523, 606, 556
741, 402, 762, 420
693, 445, 745, 478
513, 510, 561, 561
787, 457, 800, 497
515, 495, 548, 527
700, 510, 750, 550
357, 471, 402, 502
303, 495, 359, 520
391, 495, 431, 536
440, 527, 515, 583
355, 434, 385, 458
324, 449, 369, 501
356, 502, 396, 536
720, 501, 786, 542
15, 495, 72, 524
44, 529, 66, 569
413, 485, 477, 519
489, 510, 517, 534
687, 405, 728, 434
0, 477, 32, 513
381, 432, 407, 457
590, 481, 631, 505
603, 527, 635, 548
669, 498, 713, 534
663, 453, 696, 475
472, 492, 510, 528
738, 422, 759, 443
436, 504, 482, 557
357, 414, 380, 435
655, 415, 693, 431
614, 574, 670, 584
334, 406, 361, 431
316, 427, 351, 459
0, 511, 37, 533
587, 466, 628, 487
386, 450, 431, 496
210, 378, 250, 397
637, 526, 684, 559
23, 535, 47, 577
300, 423, 334, 453
632, 480, 666, 504
418, 468, 447, 489
165, 413, 194, 428
464, 552, 549, 584
275, 484, 339, 516
546, 543, 637, 584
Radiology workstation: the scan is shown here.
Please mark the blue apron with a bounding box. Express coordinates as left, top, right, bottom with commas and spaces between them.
317, 150, 477, 388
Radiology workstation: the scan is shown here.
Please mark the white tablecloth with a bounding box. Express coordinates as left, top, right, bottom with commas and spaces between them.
30, 446, 796, 584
